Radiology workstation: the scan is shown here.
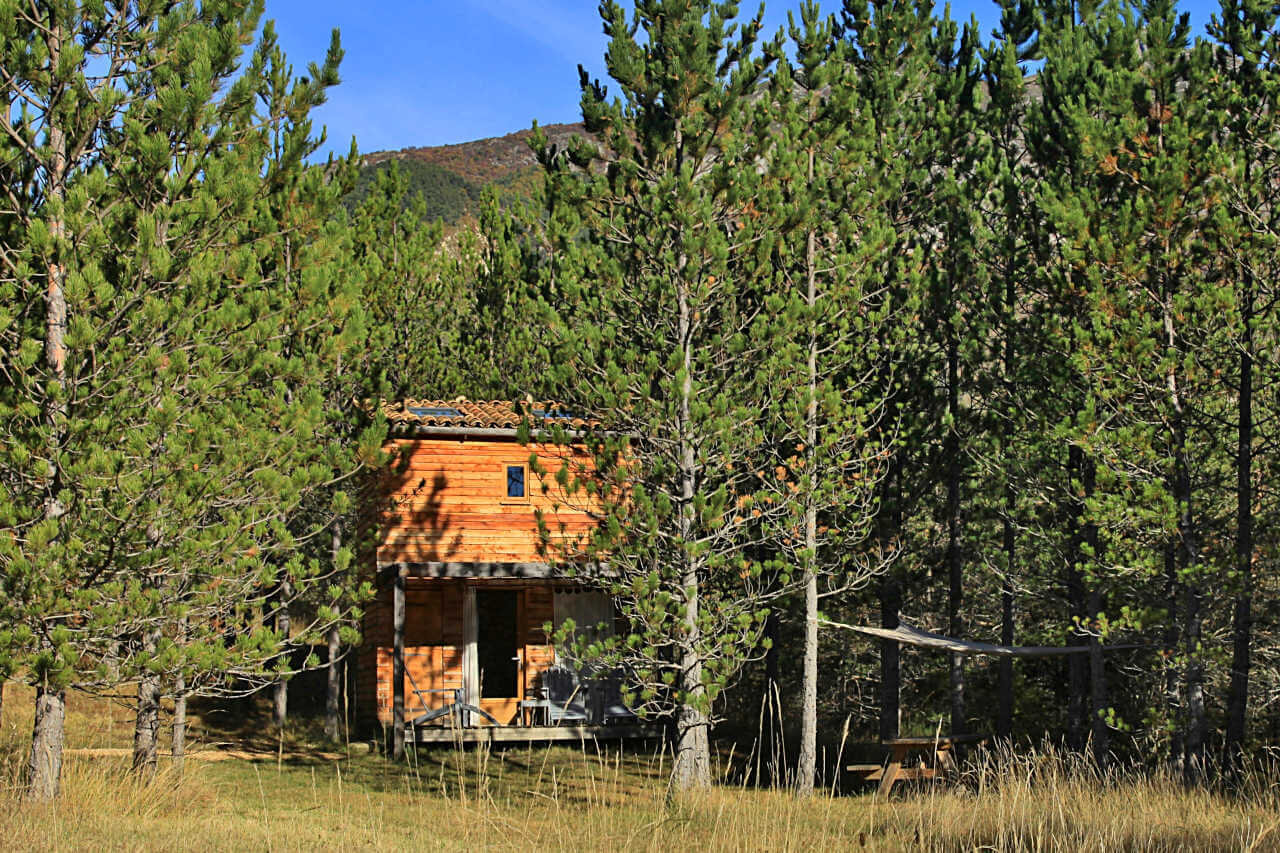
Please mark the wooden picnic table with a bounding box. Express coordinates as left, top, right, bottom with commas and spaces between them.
847, 733, 989, 796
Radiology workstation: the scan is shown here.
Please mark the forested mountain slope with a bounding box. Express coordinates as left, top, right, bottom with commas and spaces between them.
350, 122, 587, 222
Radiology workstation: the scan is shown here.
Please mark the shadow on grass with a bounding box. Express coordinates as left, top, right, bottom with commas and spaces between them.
327, 740, 670, 805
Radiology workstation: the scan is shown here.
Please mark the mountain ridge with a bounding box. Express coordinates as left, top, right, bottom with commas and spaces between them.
350, 122, 588, 224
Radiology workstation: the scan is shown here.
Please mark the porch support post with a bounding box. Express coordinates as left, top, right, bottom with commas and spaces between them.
392, 571, 406, 760
463, 585, 478, 729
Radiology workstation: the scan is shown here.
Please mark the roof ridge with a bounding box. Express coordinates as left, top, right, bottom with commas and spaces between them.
381, 398, 590, 432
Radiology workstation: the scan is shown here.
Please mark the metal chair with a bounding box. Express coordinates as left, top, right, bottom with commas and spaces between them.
544, 665, 589, 725
403, 666, 497, 732
589, 669, 637, 724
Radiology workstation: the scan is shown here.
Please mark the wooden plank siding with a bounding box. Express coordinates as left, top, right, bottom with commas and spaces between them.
360, 578, 567, 727
357, 434, 603, 734
376, 438, 595, 566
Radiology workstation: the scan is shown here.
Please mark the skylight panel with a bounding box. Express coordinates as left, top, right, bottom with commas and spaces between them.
409, 406, 463, 418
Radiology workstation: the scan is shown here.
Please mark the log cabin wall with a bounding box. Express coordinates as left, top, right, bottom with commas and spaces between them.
377, 437, 596, 565
357, 578, 561, 727
358, 432, 597, 730
356, 579, 464, 726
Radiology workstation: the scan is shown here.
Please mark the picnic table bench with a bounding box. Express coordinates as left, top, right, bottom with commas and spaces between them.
847, 733, 989, 796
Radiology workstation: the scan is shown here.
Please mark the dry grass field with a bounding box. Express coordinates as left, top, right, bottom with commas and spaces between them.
2, 684, 1278, 852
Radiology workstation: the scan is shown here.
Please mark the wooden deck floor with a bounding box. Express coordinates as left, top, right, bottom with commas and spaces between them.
406, 723, 663, 744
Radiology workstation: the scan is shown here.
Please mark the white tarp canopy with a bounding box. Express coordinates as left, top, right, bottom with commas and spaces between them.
822, 619, 1143, 658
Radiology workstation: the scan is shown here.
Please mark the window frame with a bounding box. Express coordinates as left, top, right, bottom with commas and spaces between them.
501, 461, 530, 504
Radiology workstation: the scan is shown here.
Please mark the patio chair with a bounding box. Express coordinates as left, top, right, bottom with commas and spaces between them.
403, 665, 497, 730
544, 665, 589, 725
587, 669, 636, 724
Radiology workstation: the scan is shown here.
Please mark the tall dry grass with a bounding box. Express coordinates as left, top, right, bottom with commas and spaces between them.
903, 743, 1280, 852
2, 685, 1278, 852
2, 732, 1279, 852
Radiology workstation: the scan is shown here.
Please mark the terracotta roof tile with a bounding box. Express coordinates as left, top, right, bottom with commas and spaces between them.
382, 398, 591, 432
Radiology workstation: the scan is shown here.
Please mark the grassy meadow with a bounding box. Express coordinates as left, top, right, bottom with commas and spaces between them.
2, 684, 1279, 852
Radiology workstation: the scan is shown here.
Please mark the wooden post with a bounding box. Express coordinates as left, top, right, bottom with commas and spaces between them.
393, 572, 406, 761
463, 585, 477, 729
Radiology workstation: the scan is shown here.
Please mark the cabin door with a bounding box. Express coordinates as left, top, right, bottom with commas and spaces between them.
473, 589, 521, 724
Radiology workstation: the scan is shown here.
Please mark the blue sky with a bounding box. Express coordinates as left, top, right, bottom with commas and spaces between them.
266, 0, 1224, 160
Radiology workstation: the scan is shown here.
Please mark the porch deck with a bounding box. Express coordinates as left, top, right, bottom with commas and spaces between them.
406, 723, 663, 744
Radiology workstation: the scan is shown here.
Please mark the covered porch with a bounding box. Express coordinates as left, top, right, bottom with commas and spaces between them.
361, 562, 650, 752
407, 723, 662, 744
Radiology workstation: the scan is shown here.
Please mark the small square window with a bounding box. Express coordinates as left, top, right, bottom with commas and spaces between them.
506, 464, 526, 499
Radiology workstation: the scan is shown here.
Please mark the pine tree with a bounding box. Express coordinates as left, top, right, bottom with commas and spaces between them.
978, 0, 1071, 744
1024, 0, 1108, 754
924, 12, 986, 738
536, 0, 788, 792
840, 0, 945, 742
0, 2, 371, 795
757, 2, 901, 793
349, 161, 473, 398
979, 34, 1028, 742
1208, 0, 1280, 778
1034, 0, 1231, 774
1024, 0, 1103, 756
246, 23, 361, 742
469, 188, 562, 399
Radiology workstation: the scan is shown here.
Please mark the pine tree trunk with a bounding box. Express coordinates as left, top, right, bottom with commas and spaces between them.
673, 549, 710, 791
132, 630, 162, 777
273, 674, 288, 732
762, 605, 781, 782
1080, 460, 1108, 766
674, 690, 711, 793
29, 14, 70, 804
672, 254, 710, 793
946, 335, 964, 735
1066, 575, 1087, 749
1178, 465, 1205, 779
997, 266, 1016, 741
998, 511, 1015, 740
325, 523, 344, 742
326, 624, 343, 742
172, 616, 188, 776
879, 576, 901, 742
273, 581, 292, 731
133, 671, 161, 778
798, 553, 817, 794
797, 218, 819, 797
1184, 579, 1206, 781
1167, 306, 1205, 782
392, 572, 405, 761
879, 458, 903, 744
1164, 543, 1182, 767
1087, 588, 1108, 766
1225, 264, 1253, 777
27, 686, 65, 801
1066, 446, 1087, 752
172, 684, 186, 776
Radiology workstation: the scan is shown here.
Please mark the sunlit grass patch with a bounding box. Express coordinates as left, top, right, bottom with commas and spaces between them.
2, 688, 1278, 852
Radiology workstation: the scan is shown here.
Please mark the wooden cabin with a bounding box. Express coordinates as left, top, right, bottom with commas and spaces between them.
357, 399, 653, 746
